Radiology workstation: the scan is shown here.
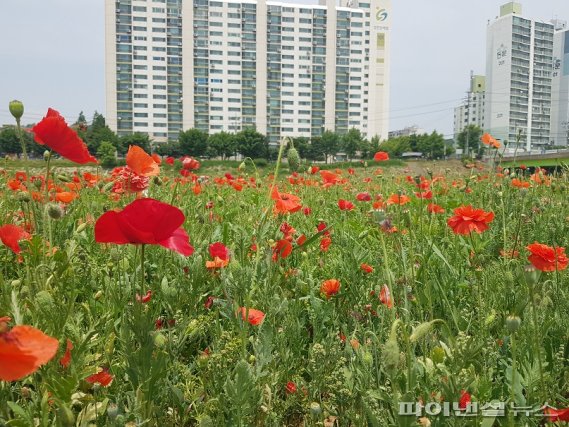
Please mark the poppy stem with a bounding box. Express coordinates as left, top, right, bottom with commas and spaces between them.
528, 277, 546, 403
44, 151, 52, 204
140, 244, 146, 293
14, 117, 31, 178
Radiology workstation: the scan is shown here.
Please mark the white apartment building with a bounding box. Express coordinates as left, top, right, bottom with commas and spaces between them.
388, 125, 425, 139
105, 0, 391, 145
551, 20, 569, 146
453, 74, 486, 139
485, 2, 554, 151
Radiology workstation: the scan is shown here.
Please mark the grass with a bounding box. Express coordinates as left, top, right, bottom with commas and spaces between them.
0, 157, 567, 426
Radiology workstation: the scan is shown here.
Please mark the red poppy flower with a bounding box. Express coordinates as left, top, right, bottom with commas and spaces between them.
165, 156, 174, 165
373, 151, 389, 161
136, 290, 152, 303
239, 307, 265, 326
296, 234, 307, 246
360, 263, 374, 274
308, 166, 320, 175
427, 203, 445, 214
0, 224, 32, 254
320, 236, 332, 252
206, 257, 229, 269
526, 242, 568, 272
338, 199, 355, 211
182, 157, 200, 170
545, 407, 569, 422
55, 191, 78, 204
31, 108, 97, 164
151, 153, 162, 164
458, 390, 471, 410
273, 239, 293, 261
280, 222, 296, 237
59, 339, 73, 369
0, 322, 59, 381
379, 284, 393, 308
209, 242, 229, 261
271, 187, 302, 214
320, 170, 341, 185
481, 133, 498, 147
511, 178, 530, 189
356, 192, 371, 201
447, 205, 494, 235
387, 194, 411, 206
415, 191, 432, 200
321, 279, 340, 299
85, 367, 114, 387
94, 198, 194, 256
285, 381, 297, 394
126, 145, 160, 177
303, 206, 312, 216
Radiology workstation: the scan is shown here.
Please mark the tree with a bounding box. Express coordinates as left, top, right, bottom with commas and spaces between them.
155, 140, 182, 157
208, 131, 236, 160
314, 130, 339, 163
84, 112, 119, 154
368, 135, 381, 159
415, 131, 447, 160
235, 127, 266, 159
119, 133, 153, 155
0, 126, 25, 155
379, 136, 411, 157
292, 137, 310, 159
457, 125, 483, 158
179, 128, 209, 157
341, 128, 365, 160
97, 141, 117, 168
74, 111, 87, 128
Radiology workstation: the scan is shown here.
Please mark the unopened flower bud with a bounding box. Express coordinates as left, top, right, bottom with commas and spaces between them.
47, 203, 64, 219
43, 151, 51, 161
506, 315, 521, 333
16, 191, 31, 202
9, 100, 24, 120
309, 402, 322, 415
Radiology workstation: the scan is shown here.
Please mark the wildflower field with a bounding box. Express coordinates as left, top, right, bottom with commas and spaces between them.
1, 106, 569, 426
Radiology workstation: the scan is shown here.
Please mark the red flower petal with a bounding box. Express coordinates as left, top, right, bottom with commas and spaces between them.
31, 108, 97, 164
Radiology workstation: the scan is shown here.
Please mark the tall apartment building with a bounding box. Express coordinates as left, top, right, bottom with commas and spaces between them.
453, 74, 486, 139
485, 2, 554, 151
551, 20, 569, 146
105, 0, 391, 145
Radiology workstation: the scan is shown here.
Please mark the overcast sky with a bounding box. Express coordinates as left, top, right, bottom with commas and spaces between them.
1, 0, 568, 138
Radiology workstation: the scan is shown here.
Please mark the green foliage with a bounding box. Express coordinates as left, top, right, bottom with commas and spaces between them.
179, 128, 209, 157
96, 141, 117, 168
286, 145, 300, 172
341, 128, 366, 160
379, 136, 411, 157
235, 127, 267, 159
312, 130, 339, 163
84, 112, 119, 154
119, 132, 153, 155
457, 125, 484, 158
208, 131, 236, 160
0, 126, 26, 155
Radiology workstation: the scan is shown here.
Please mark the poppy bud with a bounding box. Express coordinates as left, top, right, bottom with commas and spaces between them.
11, 279, 21, 287
238, 161, 246, 171
431, 346, 445, 364
505, 315, 521, 333
33, 179, 42, 189
56, 174, 71, 182
153, 176, 162, 186
249, 355, 256, 363
43, 150, 51, 161
47, 203, 64, 219
153, 332, 167, 348
76, 223, 88, 234
94, 290, 103, 300
107, 403, 119, 420
9, 100, 24, 120
16, 191, 31, 202
309, 402, 322, 415
57, 405, 75, 427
